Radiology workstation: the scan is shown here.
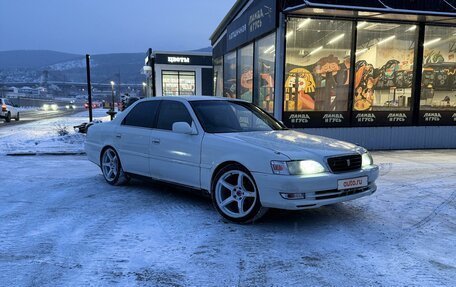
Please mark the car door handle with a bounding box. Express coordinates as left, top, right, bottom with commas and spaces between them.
115, 134, 122, 138
152, 138, 160, 144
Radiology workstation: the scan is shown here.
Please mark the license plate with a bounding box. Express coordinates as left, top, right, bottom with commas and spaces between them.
338, 176, 368, 190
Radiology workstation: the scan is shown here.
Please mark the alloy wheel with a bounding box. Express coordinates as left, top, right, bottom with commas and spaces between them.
102, 148, 118, 182
215, 170, 257, 218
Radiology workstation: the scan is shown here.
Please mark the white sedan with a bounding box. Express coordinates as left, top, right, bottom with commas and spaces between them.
85, 96, 379, 223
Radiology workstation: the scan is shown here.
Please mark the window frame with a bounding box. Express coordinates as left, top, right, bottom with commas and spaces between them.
282, 14, 430, 128
161, 70, 196, 96
155, 100, 194, 131
121, 100, 161, 129
254, 32, 277, 113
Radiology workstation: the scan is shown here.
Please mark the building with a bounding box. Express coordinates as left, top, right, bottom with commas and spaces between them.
210, 0, 456, 149
143, 49, 213, 98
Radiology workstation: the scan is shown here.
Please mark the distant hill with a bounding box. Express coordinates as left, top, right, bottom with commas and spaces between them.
0, 50, 82, 69
0, 48, 212, 84
192, 47, 212, 53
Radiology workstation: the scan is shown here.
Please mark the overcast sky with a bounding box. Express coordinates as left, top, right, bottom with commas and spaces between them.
0, 0, 235, 55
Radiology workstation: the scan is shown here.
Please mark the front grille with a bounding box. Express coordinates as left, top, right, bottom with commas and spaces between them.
314, 186, 370, 200
327, 154, 362, 173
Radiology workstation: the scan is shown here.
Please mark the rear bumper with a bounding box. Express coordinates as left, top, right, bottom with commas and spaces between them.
253, 165, 379, 210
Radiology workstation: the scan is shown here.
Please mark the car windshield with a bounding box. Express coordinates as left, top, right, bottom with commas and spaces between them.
190, 100, 287, 133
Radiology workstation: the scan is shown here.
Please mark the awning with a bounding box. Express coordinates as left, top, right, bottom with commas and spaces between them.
284, 0, 456, 20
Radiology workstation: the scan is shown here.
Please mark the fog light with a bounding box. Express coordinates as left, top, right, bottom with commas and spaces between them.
280, 193, 306, 200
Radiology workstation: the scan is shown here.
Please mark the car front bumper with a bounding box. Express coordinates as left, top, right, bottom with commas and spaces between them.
252, 165, 379, 210
0, 111, 8, 118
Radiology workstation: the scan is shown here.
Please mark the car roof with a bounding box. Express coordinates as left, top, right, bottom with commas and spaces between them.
139, 96, 243, 103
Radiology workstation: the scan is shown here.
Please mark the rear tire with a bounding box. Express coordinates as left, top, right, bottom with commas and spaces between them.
5, 112, 11, 123
101, 147, 130, 186
15, 112, 19, 121
211, 164, 268, 224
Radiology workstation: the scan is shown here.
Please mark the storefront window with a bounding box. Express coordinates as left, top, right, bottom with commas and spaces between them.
255, 33, 276, 113
162, 71, 179, 96
237, 44, 254, 102
162, 71, 195, 96
223, 52, 237, 98
354, 22, 417, 111
179, 71, 196, 95
420, 25, 456, 111
213, 57, 223, 97
284, 18, 353, 112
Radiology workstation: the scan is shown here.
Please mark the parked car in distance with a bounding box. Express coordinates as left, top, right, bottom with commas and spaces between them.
0, 98, 19, 122
85, 96, 379, 223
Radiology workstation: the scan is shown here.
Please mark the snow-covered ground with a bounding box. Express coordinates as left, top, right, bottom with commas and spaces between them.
0, 146, 455, 285
0, 109, 110, 155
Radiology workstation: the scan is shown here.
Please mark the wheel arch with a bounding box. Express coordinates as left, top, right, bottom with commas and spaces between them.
100, 145, 117, 165
210, 161, 249, 193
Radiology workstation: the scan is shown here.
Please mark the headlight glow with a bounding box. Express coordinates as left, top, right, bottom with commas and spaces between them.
43, 104, 49, 110
271, 160, 326, 175
287, 160, 326, 175
51, 104, 58, 111
362, 152, 373, 167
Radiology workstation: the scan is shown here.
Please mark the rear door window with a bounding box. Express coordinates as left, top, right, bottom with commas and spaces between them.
122, 101, 160, 128
156, 101, 193, 130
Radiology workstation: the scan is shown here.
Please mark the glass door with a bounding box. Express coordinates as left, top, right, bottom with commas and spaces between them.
179, 71, 196, 95
162, 70, 196, 96
162, 71, 179, 96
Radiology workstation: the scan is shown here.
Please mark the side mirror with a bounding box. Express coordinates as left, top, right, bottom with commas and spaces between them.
172, 122, 197, 135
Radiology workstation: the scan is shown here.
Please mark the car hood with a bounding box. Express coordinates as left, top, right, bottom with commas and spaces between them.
215, 130, 362, 160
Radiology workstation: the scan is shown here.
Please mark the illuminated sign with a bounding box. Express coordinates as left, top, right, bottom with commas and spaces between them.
167, 57, 190, 64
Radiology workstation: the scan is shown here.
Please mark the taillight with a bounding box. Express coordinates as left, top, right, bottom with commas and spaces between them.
1, 104, 6, 112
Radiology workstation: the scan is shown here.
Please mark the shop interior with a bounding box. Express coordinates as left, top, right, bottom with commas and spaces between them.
162, 71, 196, 96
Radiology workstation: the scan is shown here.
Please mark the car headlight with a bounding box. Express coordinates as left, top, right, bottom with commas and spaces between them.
51, 104, 58, 111
43, 104, 49, 110
271, 160, 326, 175
362, 152, 373, 167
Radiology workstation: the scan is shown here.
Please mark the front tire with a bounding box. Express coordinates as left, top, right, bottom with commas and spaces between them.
15, 112, 20, 121
212, 164, 267, 223
5, 112, 11, 122
101, 147, 129, 186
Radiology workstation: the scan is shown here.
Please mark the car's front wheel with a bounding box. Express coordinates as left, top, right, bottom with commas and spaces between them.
15, 112, 19, 121
212, 164, 267, 223
101, 147, 129, 186
5, 112, 11, 122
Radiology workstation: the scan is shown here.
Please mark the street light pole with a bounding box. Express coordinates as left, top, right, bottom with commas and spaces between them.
107, 81, 116, 120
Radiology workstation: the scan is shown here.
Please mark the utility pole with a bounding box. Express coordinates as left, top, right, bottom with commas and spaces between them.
118, 71, 121, 101
85, 54, 93, 122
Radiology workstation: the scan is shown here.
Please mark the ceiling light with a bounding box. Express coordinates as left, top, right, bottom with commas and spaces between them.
406, 25, 417, 32
327, 33, 345, 45
264, 45, 275, 54
286, 31, 294, 38
357, 22, 368, 29
309, 46, 323, 56
297, 18, 311, 30
423, 38, 441, 47
355, 48, 368, 56
377, 35, 396, 45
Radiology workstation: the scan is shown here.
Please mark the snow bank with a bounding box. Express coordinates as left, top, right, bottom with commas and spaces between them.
0, 109, 111, 155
